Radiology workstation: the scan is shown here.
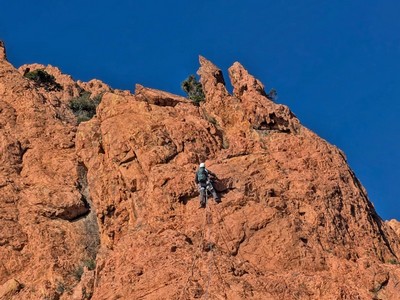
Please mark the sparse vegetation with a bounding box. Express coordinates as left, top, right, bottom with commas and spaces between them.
387, 258, 399, 265
69, 91, 103, 123
24, 69, 63, 91
73, 265, 84, 281
83, 258, 96, 271
181, 75, 205, 105
55, 282, 66, 294
202, 109, 217, 125
267, 88, 277, 101
71, 258, 96, 283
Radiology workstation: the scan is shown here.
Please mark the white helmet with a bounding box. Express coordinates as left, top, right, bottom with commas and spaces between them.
199, 162, 205, 168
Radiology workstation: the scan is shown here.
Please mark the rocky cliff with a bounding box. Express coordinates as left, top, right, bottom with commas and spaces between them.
0, 41, 399, 299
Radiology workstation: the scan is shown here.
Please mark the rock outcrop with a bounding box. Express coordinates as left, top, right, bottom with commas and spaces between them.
0, 279, 22, 299
0, 41, 6, 61
135, 84, 191, 107
18, 64, 115, 104
388, 219, 400, 238
0, 42, 99, 299
76, 57, 400, 299
0, 40, 399, 299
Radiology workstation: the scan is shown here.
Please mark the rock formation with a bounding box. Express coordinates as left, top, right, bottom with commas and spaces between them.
0, 44, 99, 299
17, 64, 114, 103
0, 41, 6, 61
0, 40, 399, 299
388, 219, 400, 239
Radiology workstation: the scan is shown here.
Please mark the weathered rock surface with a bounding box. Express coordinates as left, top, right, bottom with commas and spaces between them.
0, 43, 99, 299
135, 84, 191, 107
1, 40, 399, 299
76, 57, 400, 299
77, 79, 113, 99
18, 63, 115, 104
0, 279, 22, 299
388, 219, 400, 238
0, 41, 6, 61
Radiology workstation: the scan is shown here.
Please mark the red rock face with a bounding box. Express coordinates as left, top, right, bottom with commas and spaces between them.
17, 64, 115, 104
0, 45, 100, 299
388, 219, 400, 238
0, 41, 6, 60
0, 41, 399, 299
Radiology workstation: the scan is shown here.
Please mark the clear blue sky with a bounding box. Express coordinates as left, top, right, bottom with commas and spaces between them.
1, 1, 399, 220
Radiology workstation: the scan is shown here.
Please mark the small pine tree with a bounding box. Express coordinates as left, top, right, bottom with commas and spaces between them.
181, 75, 205, 105
267, 88, 278, 101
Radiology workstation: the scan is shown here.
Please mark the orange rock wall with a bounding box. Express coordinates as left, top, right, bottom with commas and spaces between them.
0, 41, 399, 299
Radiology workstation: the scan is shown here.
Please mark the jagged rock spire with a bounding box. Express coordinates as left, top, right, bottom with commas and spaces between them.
229, 61, 267, 98
197, 55, 229, 100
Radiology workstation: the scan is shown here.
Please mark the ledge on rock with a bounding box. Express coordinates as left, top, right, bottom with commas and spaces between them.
134, 84, 189, 107
25, 187, 90, 221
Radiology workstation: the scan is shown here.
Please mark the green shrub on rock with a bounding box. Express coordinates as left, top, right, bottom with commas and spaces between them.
181, 75, 205, 105
69, 91, 103, 123
267, 88, 278, 101
24, 69, 62, 91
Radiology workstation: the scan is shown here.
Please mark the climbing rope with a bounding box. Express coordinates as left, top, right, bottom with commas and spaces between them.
214, 204, 272, 295
181, 190, 270, 299
179, 189, 210, 300
204, 203, 213, 300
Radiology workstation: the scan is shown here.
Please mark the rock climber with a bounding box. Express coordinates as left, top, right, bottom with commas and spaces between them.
195, 162, 221, 208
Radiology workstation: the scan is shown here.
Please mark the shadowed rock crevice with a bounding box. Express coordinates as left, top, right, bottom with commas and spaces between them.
253, 112, 291, 133
76, 163, 100, 256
